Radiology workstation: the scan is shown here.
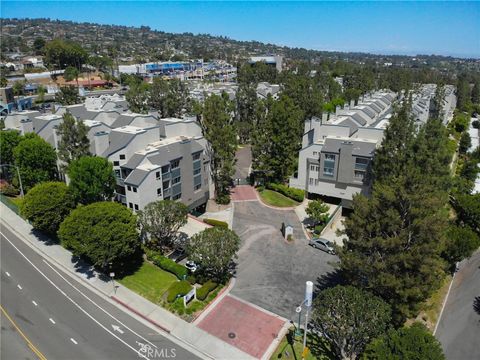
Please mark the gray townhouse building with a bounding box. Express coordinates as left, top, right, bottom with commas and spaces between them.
289, 90, 396, 208
3, 95, 212, 213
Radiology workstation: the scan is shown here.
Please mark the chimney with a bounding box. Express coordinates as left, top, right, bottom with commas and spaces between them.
322, 112, 328, 123
335, 105, 341, 116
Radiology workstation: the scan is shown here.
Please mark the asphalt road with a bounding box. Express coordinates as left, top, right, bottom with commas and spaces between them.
435, 250, 480, 360
0, 226, 200, 360
231, 201, 337, 320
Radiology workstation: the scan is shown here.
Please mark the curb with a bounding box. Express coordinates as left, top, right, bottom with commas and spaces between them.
111, 296, 171, 334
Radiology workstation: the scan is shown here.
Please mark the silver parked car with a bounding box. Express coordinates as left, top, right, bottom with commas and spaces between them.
309, 238, 336, 255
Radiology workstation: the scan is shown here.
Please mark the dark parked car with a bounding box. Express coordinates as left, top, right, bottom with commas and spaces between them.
167, 248, 187, 263
309, 238, 336, 255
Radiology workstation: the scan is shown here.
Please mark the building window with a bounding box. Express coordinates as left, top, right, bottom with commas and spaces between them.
156, 171, 161, 179
173, 193, 181, 200
161, 165, 170, 174
355, 157, 369, 170
192, 152, 201, 161
194, 183, 201, 191
193, 168, 201, 176
172, 176, 181, 185
163, 180, 170, 189
133, 187, 137, 193
128, 202, 133, 209
323, 153, 335, 177
134, 204, 139, 210
354, 170, 365, 180
113, 161, 120, 166
119, 154, 126, 160
127, 185, 131, 191
171, 159, 180, 169
323, 167, 334, 177
157, 188, 162, 197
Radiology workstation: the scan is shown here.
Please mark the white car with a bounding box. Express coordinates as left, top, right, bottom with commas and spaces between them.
185, 260, 198, 273
309, 238, 336, 255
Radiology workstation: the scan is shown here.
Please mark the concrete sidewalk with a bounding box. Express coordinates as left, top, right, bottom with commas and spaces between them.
0, 202, 254, 360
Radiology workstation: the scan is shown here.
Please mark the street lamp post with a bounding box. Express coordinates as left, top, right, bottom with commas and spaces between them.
0, 164, 24, 197
302, 281, 313, 358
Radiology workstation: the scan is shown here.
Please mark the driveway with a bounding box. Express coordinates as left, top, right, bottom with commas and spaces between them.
435, 250, 480, 360
231, 201, 337, 320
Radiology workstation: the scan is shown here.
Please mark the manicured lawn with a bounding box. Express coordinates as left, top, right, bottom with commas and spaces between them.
118, 261, 177, 305
271, 329, 334, 360
259, 189, 299, 208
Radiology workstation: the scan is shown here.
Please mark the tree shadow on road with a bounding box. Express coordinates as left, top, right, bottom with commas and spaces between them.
474, 296, 480, 315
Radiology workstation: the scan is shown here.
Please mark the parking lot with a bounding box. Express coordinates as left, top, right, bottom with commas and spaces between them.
231, 201, 338, 320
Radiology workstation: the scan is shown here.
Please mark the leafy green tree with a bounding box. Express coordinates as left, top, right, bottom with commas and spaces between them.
442, 225, 480, 265
236, 81, 258, 143
149, 78, 189, 118
305, 200, 330, 226
55, 86, 81, 105
0, 130, 22, 165
199, 93, 237, 204
364, 323, 445, 360
13, 134, 57, 190
472, 79, 480, 105
56, 112, 90, 166
44, 39, 88, 70
459, 131, 472, 154
312, 285, 391, 360
12, 81, 24, 96
137, 200, 188, 254
454, 193, 480, 234
20, 182, 75, 235
67, 156, 115, 204
126, 82, 150, 114
58, 202, 139, 270
64, 66, 80, 87
33, 37, 46, 55
187, 227, 240, 281
252, 95, 303, 181
373, 101, 416, 182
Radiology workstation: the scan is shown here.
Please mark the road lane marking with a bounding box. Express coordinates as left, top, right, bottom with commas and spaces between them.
32, 300, 38, 306
0, 304, 48, 360
1, 233, 150, 360
17, 284, 22, 290
70, 338, 78, 345
41, 259, 157, 348
5, 271, 10, 277
49, 318, 55, 324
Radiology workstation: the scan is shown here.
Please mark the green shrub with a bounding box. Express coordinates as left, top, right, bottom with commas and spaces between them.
144, 248, 188, 280
203, 218, 228, 228
196, 280, 218, 301
167, 280, 192, 303
266, 183, 304, 202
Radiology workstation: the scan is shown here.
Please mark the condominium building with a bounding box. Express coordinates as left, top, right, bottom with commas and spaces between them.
289, 91, 396, 208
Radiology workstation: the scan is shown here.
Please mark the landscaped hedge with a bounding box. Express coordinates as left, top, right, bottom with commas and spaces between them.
145, 248, 188, 280
266, 183, 304, 202
203, 218, 228, 228
167, 280, 192, 303
196, 280, 218, 301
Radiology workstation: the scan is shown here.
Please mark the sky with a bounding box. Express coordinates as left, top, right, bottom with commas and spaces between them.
2, 1, 479, 58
